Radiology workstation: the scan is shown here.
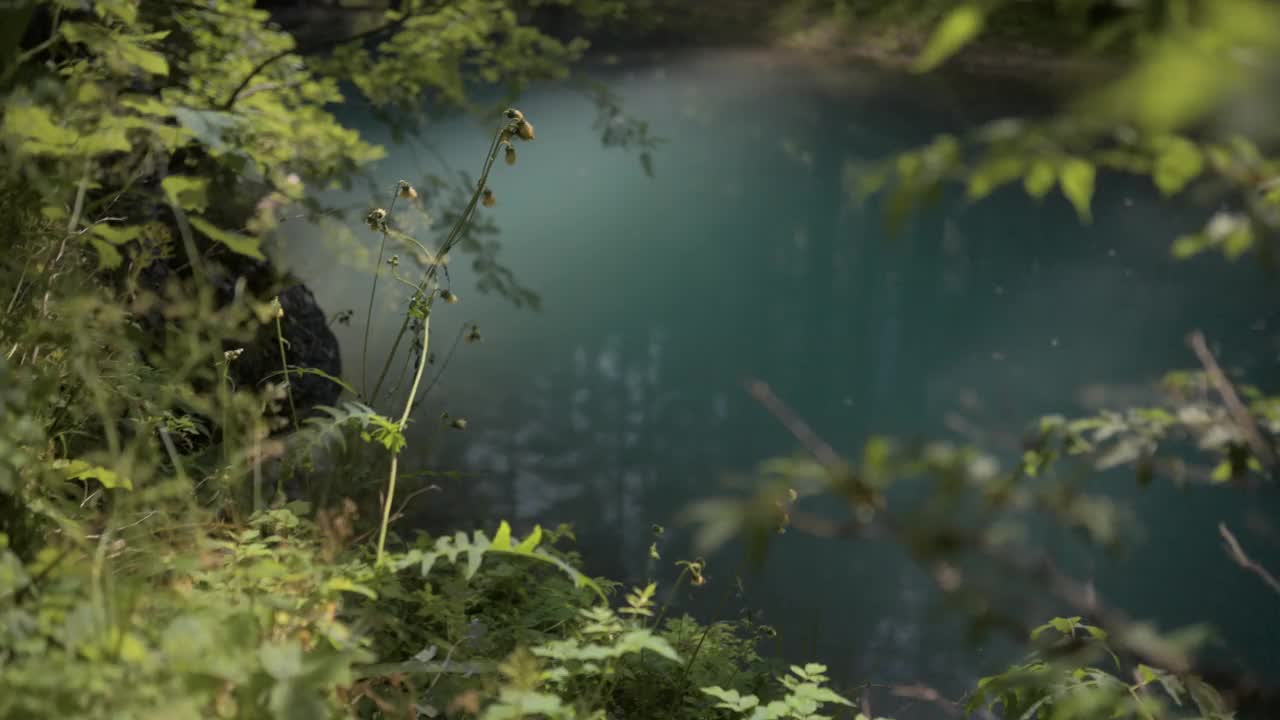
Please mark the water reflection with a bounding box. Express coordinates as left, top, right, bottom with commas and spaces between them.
285, 48, 1280, 709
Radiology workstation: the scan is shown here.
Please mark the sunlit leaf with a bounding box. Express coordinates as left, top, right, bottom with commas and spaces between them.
1059, 158, 1096, 222
188, 216, 264, 260
913, 6, 985, 73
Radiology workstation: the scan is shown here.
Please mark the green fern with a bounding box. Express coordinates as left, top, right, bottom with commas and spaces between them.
392, 521, 606, 601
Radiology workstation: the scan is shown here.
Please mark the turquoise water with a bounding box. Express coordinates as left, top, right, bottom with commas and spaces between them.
285, 49, 1280, 713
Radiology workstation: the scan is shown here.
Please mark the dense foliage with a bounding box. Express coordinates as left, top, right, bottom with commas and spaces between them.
0, 1, 827, 718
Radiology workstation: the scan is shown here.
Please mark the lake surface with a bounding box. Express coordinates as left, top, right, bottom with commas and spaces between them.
283, 48, 1280, 716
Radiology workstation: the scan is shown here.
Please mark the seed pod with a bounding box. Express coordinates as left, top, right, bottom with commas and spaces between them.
504, 145, 517, 166
481, 188, 495, 207
516, 120, 534, 141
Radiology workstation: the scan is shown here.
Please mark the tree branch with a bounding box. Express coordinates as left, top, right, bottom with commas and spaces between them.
219, 6, 422, 111
1187, 330, 1277, 473
1219, 522, 1280, 597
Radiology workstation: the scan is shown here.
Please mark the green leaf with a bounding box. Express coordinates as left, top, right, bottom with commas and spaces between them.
79, 124, 132, 155
324, 577, 378, 600
1153, 137, 1204, 194
116, 39, 169, 76
1172, 233, 1207, 259
1059, 158, 1096, 222
90, 223, 144, 245
913, 5, 985, 72
187, 216, 264, 260
259, 640, 303, 680
161, 176, 209, 212
3, 104, 78, 155
1211, 460, 1232, 483
616, 630, 681, 662
54, 459, 131, 489
491, 520, 513, 550
87, 238, 123, 270
1024, 159, 1057, 198
515, 524, 542, 553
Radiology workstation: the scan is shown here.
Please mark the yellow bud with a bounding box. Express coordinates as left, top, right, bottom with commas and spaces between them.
440, 289, 459, 304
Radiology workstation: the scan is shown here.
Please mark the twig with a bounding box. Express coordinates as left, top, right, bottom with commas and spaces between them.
220, 5, 425, 110
744, 379, 845, 473
1187, 330, 1277, 471
1219, 523, 1280, 597
745, 381, 1194, 673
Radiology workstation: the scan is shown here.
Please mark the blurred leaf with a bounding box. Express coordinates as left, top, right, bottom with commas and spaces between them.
1152, 137, 1203, 195
1024, 160, 1056, 198
913, 5, 985, 72
1059, 158, 1096, 222
188, 216, 264, 260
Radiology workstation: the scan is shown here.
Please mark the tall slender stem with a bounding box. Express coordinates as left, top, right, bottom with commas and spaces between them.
362, 193, 397, 401
371, 127, 506, 402
371, 118, 517, 565
375, 309, 430, 565
275, 310, 298, 428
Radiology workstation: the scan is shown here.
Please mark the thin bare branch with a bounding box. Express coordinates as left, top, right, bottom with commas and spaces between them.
1220, 523, 1280, 597
744, 379, 846, 474
1187, 330, 1277, 472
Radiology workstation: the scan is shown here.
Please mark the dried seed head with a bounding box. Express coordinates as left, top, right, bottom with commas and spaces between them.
440, 289, 459, 304
397, 180, 418, 199
365, 207, 387, 231
504, 145, 517, 166
515, 120, 534, 141
504, 108, 525, 121
223, 348, 244, 362
481, 188, 495, 207
450, 418, 468, 430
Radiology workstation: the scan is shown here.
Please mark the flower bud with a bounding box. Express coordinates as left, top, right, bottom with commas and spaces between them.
440, 289, 459, 304
481, 188, 495, 207
397, 180, 417, 199
505, 145, 517, 166
516, 120, 534, 141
